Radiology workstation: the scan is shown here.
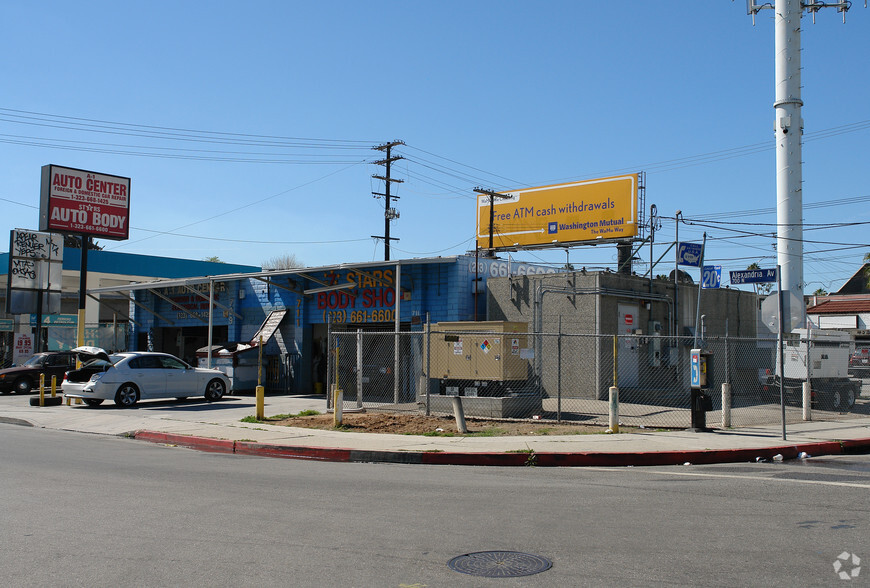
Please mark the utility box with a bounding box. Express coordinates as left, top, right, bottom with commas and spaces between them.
421, 321, 538, 417
425, 321, 529, 382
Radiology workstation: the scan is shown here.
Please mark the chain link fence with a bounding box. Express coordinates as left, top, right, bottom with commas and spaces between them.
328, 328, 869, 430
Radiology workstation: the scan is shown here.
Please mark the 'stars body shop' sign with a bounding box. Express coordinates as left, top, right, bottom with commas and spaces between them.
39, 164, 130, 240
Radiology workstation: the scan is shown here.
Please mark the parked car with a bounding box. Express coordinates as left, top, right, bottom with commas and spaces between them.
850, 347, 870, 377
0, 350, 78, 394
62, 348, 229, 407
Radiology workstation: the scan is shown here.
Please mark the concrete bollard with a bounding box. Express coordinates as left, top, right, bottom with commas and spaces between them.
608, 386, 619, 434
450, 396, 468, 434
802, 381, 812, 421
332, 385, 343, 426
721, 382, 732, 428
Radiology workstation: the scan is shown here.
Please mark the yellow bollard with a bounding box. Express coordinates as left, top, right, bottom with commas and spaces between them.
51, 376, 57, 398
39, 374, 45, 407
255, 385, 265, 420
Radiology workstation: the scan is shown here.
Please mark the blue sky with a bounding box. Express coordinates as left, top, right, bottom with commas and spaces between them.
1, 1, 868, 293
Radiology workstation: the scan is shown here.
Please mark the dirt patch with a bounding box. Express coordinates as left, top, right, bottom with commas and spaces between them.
265, 411, 626, 436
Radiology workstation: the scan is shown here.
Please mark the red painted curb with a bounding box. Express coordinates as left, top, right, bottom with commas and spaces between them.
235, 441, 352, 462
132, 431, 870, 467
840, 438, 870, 453
134, 431, 235, 454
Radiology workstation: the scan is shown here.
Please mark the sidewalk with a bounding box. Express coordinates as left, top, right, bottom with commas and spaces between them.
2, 394, 869, 467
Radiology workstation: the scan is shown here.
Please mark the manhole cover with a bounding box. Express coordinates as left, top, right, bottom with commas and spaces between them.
447, 551, 552, 578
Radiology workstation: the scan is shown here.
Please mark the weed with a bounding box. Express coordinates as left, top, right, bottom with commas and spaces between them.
240, 410, 321, 424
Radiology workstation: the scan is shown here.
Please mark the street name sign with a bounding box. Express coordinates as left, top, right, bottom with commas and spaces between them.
729, 268, 777, 285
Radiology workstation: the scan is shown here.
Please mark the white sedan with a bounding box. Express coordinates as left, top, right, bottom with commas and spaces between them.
62, 349, 229, 408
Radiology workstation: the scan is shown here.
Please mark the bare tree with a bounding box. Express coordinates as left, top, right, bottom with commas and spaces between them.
262, 253, 304, 270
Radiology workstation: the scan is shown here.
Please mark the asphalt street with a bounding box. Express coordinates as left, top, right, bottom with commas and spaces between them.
2, 423, 867, 587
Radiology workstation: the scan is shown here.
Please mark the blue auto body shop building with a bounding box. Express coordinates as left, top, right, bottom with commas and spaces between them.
90, 254, 558, 394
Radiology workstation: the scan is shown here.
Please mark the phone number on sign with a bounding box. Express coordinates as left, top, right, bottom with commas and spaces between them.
323, 309, 396, 324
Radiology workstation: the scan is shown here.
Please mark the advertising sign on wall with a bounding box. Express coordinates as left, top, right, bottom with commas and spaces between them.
475, 173, 638, 250
313, 268, 397, 324
6, 229, 63, 315
39, 164, 131, 240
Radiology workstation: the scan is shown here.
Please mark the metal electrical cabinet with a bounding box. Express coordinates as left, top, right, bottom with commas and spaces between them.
425, 321, 529, 383
421, 321, 538, 418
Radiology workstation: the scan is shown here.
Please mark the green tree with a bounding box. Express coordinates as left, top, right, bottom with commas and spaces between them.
812, 288, 828, 296
64, 235, 103, 250
202, 256, 226, 263
747, 262, 772, 296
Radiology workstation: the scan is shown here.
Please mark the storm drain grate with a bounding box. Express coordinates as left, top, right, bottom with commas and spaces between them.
447, 551, 552, 578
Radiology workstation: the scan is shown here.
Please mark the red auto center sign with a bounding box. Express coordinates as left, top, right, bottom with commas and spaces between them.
39, 164, 131, 240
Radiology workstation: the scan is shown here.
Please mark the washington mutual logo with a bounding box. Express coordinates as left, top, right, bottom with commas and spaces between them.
833, 552, 861, 580
548, 222, 558, 235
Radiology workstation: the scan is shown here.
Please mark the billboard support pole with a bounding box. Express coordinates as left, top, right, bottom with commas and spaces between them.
693, 232, 707, 348
674, 211, 682, 340
77, 236, 88, 352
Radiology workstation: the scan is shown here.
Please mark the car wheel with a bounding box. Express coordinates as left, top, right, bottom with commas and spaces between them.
204, 379, 225, 402
114, 383, 139, 407
84, 398, 104, 407
14, 377, 33, 394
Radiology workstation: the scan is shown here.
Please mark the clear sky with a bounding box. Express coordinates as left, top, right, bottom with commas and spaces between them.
1, 1, 868, 293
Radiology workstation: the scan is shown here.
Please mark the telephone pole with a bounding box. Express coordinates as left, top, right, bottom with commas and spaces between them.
372, 141, 404, 261
746, 0, 858, 329
473, 187, 511, 256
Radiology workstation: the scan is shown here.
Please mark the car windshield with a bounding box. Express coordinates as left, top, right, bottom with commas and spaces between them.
21, 355, 46, 367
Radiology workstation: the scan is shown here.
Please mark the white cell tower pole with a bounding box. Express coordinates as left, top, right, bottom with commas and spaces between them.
747, 0, 854, 330
775, 0, 805, 329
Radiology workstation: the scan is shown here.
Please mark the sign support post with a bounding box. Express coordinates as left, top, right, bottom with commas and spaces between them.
776, 265, 787, 441
77, 236, 88, 353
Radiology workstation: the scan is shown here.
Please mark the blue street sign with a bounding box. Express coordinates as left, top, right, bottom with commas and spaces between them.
702, 265, 722, 289
677, 242, 703, 267
729, 267, 777, 284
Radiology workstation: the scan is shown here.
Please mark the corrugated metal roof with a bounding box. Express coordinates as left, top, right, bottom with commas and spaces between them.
807, 298, 870, 314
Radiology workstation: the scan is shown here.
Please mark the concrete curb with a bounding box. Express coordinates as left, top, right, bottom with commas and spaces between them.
133, 430, 870, 467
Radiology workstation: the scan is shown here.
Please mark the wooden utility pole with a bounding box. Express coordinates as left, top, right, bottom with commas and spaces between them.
372, 141, 404, 261
473, 187, 510, 256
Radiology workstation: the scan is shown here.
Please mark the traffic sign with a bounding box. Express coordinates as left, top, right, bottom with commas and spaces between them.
702, 265, 722, 289
729, 267, 777, 284
677, 242, 703, 267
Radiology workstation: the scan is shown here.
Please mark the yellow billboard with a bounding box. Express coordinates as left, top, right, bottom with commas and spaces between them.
475, 173, 638, 250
